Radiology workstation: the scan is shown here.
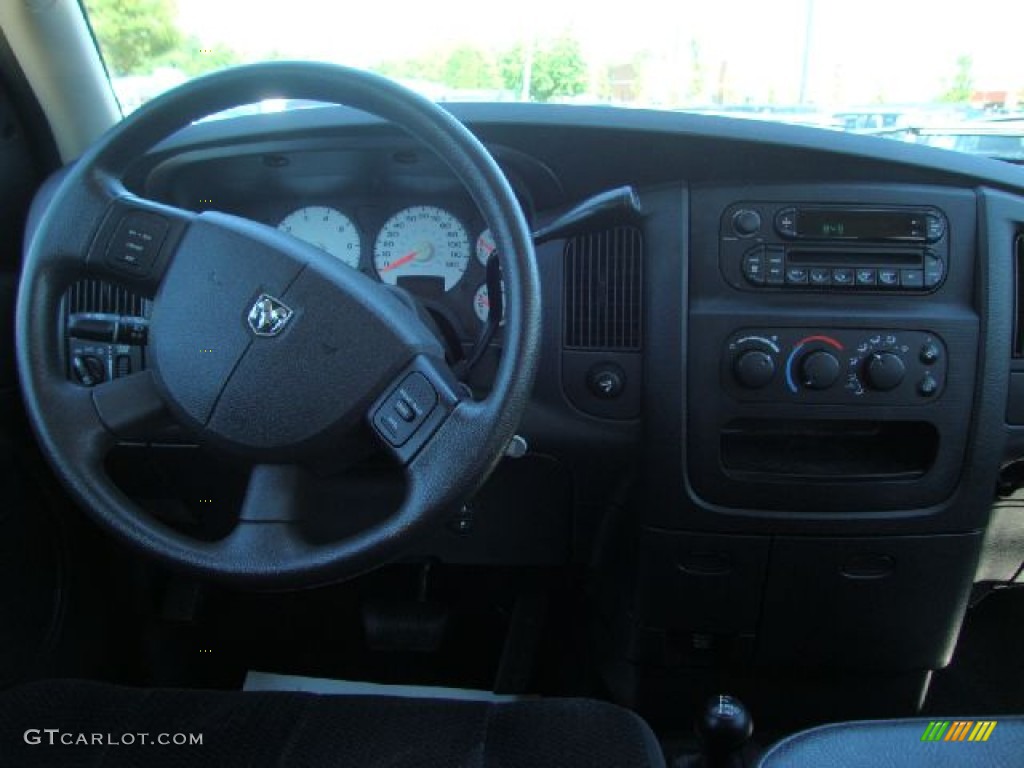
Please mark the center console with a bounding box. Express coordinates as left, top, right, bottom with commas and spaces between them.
608, 182, 993, 726
686, 185, 977, 514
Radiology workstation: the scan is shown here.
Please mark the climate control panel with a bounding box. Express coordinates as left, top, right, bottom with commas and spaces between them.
722, 328, 947, 404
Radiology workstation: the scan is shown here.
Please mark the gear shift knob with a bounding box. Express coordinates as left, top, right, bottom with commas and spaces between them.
696, 694, 753, 767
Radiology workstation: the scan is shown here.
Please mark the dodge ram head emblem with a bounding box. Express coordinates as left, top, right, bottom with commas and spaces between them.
247, 294, 293, 337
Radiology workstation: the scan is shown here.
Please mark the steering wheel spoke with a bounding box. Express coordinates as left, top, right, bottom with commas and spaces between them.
238, 464, 311, 523
91, 370, 176, 441
212, 514, 361, 588
83, 194, 194, 297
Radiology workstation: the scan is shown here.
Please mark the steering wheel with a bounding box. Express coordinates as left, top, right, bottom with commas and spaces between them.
16, 62, 541, 588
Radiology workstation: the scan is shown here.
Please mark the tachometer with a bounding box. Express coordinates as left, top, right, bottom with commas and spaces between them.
374, 206, 470, 291
278, 206, 361, 268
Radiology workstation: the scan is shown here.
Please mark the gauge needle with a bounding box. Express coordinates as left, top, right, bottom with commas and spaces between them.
380, 249, 420, 272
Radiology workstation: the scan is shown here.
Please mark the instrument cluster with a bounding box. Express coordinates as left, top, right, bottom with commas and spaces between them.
274, 202, 503, 335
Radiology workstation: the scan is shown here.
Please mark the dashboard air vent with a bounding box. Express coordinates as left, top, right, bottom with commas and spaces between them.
563, 226, 643, 351
64, 279, 150, 317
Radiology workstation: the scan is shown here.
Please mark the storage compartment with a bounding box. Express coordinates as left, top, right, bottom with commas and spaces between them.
721, 419, 938, 481
636, 532, 770, 634
756, 533, 982, 670
629, 532, 770, 668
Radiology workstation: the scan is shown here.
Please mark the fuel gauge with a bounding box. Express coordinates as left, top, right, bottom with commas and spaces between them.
476, 228, 498, 266
473, 282, 506, 325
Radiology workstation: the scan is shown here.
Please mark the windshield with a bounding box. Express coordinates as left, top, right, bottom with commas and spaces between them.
83, 0, 1024, 159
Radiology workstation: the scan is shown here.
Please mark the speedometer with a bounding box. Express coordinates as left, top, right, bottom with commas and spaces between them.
374, 206, 470, 291
278, 206, 361, 268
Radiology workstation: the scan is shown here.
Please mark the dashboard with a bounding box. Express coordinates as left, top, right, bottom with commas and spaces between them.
138, 141, 540, 349
57, 101, 1024, 714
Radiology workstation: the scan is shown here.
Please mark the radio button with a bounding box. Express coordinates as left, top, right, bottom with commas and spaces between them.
809, 267, 831, 286
925, 214, 945, 242
901, 269, 924, 289
877, 269, 900, 287
832, 268, 854, 286
924, 253, 944, 287
786, 267, 808, 285
855, 268, 877, 286
775, 208, 797, 237
742, 250, 766, 284
765, 247, 785, 284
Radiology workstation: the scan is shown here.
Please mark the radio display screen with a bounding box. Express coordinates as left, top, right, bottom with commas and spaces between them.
796, 210, 925, 240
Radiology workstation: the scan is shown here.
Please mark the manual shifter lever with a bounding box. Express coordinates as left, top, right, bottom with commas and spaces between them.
695, 694, 753, 768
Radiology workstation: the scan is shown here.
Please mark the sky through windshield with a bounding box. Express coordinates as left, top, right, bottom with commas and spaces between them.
85, 0, 1024, 156
169, 0, 1021, 106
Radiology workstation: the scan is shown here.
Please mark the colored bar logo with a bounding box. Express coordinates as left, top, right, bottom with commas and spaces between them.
921, 721, 997, 742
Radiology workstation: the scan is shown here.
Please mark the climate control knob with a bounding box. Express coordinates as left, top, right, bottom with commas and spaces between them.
864, 351, 906, 391
799, 350, 841, 390
734, 350, 775, 389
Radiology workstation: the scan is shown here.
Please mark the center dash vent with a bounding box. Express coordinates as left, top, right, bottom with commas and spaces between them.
64, 279, 151, 317
563, 226, 643, 350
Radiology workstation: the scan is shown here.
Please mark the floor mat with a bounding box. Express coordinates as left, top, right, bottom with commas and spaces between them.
243, 670, 524, 701
185, 566, 571, 694
924, 586, 1024, 715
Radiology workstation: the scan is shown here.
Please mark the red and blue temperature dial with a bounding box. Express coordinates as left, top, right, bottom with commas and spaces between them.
785, 335, 844, 393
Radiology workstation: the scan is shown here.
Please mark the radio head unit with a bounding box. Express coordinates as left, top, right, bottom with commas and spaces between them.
720, 203, 948, 293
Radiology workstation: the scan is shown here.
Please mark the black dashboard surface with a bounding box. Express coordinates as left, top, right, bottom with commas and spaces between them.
54, 100, 1024, 702
122, 104, 1024, 526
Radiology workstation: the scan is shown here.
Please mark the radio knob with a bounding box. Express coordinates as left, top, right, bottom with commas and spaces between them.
732, 209, 762, 237
864, 352, 906, 391
800, 350, 841, 390
734, 350, 775, 389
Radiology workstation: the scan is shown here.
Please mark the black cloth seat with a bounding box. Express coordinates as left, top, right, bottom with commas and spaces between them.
758, 715, 1024, 767
0, 678, 665, 767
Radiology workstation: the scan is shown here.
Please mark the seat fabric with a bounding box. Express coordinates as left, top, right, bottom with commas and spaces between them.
758, 716, 1024, 768
0, 678, 665, 767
